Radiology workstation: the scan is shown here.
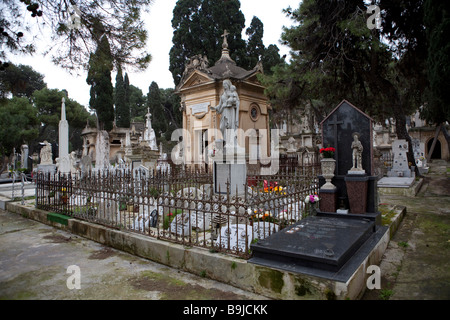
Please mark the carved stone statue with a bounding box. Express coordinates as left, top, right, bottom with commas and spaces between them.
40, 141, 53, 165
350, 132, 364, 172
212, 79, 240, 145
143, 108, 158, 150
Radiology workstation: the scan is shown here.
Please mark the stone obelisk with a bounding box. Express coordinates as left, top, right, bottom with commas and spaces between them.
58, 97, 71, 173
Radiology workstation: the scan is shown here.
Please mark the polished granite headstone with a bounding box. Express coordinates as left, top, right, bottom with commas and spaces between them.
318, 100, 379, 220
250, 216, 375, 272
321, 100, 374, 176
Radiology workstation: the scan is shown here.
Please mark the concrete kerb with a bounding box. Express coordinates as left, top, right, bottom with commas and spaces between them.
4, 200, 402, 300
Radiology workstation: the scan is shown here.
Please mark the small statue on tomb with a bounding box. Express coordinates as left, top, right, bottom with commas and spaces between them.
350, 132, 364, 172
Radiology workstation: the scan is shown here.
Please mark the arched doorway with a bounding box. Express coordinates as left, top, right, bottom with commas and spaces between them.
427, 138, 442, 159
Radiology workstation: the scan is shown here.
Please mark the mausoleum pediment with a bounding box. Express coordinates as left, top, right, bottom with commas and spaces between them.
179, 71, 213, 90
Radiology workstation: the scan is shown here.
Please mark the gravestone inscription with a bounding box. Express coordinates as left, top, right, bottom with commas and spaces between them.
215, 224, 253, 252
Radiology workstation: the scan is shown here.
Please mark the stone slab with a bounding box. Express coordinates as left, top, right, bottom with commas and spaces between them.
250, 224, 389, 284
378, 177, 415, 188
378, 178, 424, 197
250, 216, 375, 272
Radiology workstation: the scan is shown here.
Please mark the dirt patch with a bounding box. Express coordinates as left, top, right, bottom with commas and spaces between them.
43, 234, 72, 243
129, 273, 248, 300
88, 247, 118, 260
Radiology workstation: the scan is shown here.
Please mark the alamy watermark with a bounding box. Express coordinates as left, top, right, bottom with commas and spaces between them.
170, 126, 281, 175
366, 265, 381, 290
66, 265, 81, 290
66, 5, 82, 30
366, 5, 382, 30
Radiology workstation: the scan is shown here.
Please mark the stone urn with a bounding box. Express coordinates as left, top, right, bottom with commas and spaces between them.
321, 158, 336, 190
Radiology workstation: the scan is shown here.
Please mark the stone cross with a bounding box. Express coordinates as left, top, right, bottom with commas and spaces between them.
221, 30, 229, 48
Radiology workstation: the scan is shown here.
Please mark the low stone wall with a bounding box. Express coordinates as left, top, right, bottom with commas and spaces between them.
6, 200, 393, 300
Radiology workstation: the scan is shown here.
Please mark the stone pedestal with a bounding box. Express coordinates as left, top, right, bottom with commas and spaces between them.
213, 162, 247, 195
345, 174, 368, 214
319, 188, 337, 212
37, 164, 56, 174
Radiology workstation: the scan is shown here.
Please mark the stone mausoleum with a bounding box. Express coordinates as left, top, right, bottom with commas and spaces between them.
175, 31, 271, 170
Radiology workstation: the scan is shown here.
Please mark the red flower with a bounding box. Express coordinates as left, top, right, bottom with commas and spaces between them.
320, 146, 335, 158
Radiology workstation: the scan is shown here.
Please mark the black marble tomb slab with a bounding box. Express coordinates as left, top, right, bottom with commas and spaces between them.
250, 216, 375, 272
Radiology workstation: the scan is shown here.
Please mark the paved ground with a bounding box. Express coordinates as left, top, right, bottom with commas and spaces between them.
362, 160, 450, 300
0, 208, 268, 300
1, 161, 449, 300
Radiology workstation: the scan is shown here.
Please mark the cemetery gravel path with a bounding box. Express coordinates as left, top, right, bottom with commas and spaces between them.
362, 160, 450, 300
0, 208, 269, 300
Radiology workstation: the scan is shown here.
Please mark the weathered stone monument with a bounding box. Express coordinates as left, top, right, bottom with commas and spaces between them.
37, 140, 56, 173
20, 144, 29, 169
212, 79, 247, 195
377, 139, 422, 194
250, 100, 387, 291
175, 29, 271, 171
387, 139, 414, 178
57, 97, 72, 173
143, 109, 158, 151
95, 130, 110, 170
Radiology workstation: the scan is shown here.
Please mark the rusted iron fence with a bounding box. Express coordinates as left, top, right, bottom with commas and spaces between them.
36, 164, 320, 259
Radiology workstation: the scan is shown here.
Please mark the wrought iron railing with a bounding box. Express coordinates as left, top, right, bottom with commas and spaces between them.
35, 165, 320, 259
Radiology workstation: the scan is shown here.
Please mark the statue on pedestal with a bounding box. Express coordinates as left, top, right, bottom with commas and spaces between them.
212, 79, 240, 146
350, 132, 364, 173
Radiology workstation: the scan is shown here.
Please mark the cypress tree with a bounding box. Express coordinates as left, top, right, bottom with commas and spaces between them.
114, 65, 130, 128
86, 35, 114, 131
147, 81, 167, 138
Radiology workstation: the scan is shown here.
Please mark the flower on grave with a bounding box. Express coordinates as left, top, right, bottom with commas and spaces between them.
262, 180, 285, 193
319, 146, 336, 158
305, 194, 319, 204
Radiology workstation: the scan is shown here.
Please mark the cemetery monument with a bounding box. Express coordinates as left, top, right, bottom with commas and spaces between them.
250, 100, 387, 286
57, 97, 73, 173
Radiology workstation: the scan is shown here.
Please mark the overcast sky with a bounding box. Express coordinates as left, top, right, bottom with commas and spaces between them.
9, 0, 301, 108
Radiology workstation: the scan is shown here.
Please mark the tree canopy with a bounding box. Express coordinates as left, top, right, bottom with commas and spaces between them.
261, 0, 431, 169
86, 35, 114, 132
0, 96, 39, 158
169, 0, 284, 85
114, 65, 130, 128
0, 63, 46, 99
147, 81, 168, 138
0, 0, 153, 72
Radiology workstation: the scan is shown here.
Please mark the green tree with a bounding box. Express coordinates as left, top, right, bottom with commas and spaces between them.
147, 81, 167, 138
0, 63, 46, 99
0, 0, 153, 72
170, 0, 284, 86
32, 88, 91, 153
87, 35, 114, 131
261, 44, 285, 76
421, 0, 450, 151
114, 65, 130, 128
160, 88, 182, 140
129, 84, 147, 121
0, 97, 39, 171
245, 16, 265, 70
169, 0, 247, 86
263, 0, 427, 169
124, 72, 131, 119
